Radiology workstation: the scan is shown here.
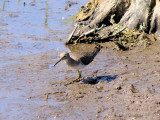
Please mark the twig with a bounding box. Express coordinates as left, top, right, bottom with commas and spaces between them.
95, 24, 105, 31
66, 24, 79, 44
130, 84, 137, 93
75, 24, 105, 43
102, 26, 120, 32
45, 93, 52, 102
102, 26, 127, 40
109, 26, 126, 37
45, 93, 49, 102
82, 29, 95, 36
75, 28, 96, 43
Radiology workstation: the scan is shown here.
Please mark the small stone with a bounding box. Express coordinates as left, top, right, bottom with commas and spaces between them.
75, 94, 84, 99
130, 84, 137, 93
92, 70, 98, 74
117, 86, 122, 90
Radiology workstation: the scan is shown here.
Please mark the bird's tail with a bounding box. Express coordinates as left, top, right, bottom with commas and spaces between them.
90, 43, 102, 58
80, 43, 102, 65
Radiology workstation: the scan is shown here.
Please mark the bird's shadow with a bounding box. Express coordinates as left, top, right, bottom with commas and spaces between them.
82, 75, 118, 84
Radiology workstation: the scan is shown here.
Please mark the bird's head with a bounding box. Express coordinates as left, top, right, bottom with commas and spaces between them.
54, 52, 70, 67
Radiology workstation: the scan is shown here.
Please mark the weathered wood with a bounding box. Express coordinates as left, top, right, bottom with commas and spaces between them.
66, 24, 78, 44
75, 0, 160, 35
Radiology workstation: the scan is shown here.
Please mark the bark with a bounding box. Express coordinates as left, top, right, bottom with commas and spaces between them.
76, 0, 160, 35
150, 0, 160, 34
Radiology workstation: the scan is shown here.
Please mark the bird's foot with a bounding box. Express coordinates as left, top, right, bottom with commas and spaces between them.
64, 78, 81, 86
73, 77, 81, 82
64, 70, 82, 86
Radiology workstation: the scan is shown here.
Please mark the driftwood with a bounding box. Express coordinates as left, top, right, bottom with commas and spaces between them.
102, 26, 126, 39
66, 24, 126, 44
66, 0, 159, 47
66, 24, 78, 44
76, 0, 160, 34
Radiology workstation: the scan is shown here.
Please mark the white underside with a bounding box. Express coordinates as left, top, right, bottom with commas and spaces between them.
72, 63, 85, 70
65, 60, 85, 70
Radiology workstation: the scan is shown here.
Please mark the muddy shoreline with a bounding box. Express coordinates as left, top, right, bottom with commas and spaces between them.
49, 42, 160, 120
1, 41, 160, 119
0, 0, 160, 119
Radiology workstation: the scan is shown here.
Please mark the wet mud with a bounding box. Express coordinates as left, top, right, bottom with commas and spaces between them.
49, 42, 160, 120
1, 42, 160, 119
0, 0, 160, 120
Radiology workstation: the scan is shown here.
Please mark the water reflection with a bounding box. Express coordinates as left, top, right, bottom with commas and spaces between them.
2, 1, 5, 11
66, 44, 97, 53
1, 0, 88, 36
17, 0, 20, 4
0, 0, 91, 119
44, 1, 49, 27
0, 0, 88, 56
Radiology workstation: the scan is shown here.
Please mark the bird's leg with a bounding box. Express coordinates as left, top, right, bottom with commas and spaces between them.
78, 70, 81, 79
64, 70, 81, 86
73, 70, 81, 82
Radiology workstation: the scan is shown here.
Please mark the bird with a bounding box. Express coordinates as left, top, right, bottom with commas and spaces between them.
54, 44, 102, 84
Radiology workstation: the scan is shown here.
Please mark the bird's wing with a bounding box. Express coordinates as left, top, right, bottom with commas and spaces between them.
80, 46, 101, 65
80, 55, 94, 65
70, 44, 101, 65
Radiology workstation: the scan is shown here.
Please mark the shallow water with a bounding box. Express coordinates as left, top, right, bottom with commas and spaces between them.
1, 1, 160, 119
0, 0, 88, 56
0, 0, 88, 119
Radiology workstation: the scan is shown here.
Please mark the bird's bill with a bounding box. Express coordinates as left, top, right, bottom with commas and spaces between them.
54, 58, 62, 67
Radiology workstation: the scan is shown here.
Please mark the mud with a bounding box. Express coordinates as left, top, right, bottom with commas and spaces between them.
0, 0, 160, 120
48, 42, 160, 120
1, 42, 160, 119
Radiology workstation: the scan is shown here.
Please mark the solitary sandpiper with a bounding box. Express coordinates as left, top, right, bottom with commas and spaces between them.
54, 44, 102, 84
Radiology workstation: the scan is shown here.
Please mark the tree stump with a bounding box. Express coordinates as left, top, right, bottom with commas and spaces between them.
66, 0, 159, 46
